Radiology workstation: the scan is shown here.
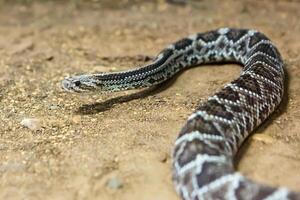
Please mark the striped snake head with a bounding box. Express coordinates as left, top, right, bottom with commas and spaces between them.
62, 75, 104, 93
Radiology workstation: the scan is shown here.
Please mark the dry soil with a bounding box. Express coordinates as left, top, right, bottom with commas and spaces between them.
0, 1, 300, 200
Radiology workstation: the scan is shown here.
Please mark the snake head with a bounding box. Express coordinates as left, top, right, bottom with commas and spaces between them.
62, 75, 103, 93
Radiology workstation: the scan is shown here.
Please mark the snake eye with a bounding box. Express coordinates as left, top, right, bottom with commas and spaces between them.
74, 81, 81, 87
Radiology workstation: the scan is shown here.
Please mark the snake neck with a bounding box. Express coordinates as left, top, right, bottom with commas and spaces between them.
63, 28, 283, 93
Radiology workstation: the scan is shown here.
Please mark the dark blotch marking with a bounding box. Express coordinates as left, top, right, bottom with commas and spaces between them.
287, 192, 300, 200
186, 48, 194, 56
196, 162, 234, 187
197, 30, 220, 43
176, 140, 225, 167
245, 52, 280, 70
254, 43, 280, 60
179, 115, 223, 138
235, 180, 276, 200
232, 74, 262, 96
248, 32, 269, 48
180, 99, 240, 143
225, 29, 248, 42
174, 38, 193, 50
195, 43, 203, 52
199, 99, 234, 121
228, 104, 243, 113
235, 40, 248, 56
217, 39, 226, 49
248, 62, 280, 83
216, 87, 240, 103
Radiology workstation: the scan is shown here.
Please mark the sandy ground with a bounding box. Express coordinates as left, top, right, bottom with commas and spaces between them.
0, 0, 300, 199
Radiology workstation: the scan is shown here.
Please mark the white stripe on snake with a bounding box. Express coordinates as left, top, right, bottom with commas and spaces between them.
62, 28, 300, 200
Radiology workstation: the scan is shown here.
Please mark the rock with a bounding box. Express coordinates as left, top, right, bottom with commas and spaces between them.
252, 134, 275, 144
20, 118, 42, 131
106, 177, 123, 190
157, 152, 168, 163
72, 115, 81, 124
48, 104, 60, 110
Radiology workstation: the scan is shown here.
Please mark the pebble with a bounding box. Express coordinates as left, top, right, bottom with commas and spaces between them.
20, 118, 42, 131
157, 152, 168, 163
252, 134, 275, 144
48, 104, 60, 110
72, 115, 81, 124
106, 177, 123, 190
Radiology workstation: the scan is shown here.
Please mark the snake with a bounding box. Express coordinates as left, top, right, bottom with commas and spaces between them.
62, 28, 300, 200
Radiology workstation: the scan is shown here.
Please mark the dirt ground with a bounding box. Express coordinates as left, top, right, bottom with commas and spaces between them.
0, 0, 300, 199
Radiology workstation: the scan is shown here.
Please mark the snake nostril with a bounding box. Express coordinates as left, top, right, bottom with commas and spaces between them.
74, 81, 81, 87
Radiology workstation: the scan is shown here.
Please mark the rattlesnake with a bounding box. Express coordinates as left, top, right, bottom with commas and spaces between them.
62, 28, 300, 200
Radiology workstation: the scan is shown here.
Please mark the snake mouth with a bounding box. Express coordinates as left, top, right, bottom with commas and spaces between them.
62, 75, 102, 93
61, 78, 71, 91
62, 78, 80, 93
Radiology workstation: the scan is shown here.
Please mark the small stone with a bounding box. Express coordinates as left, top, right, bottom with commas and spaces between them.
45, 55, 54, 61
20, 118, 42, 131
252, 134, 275, 144
49, 104, 60, 110
106, 177, 123, 190
72, 115, 81, 124
157, 152, 168, 163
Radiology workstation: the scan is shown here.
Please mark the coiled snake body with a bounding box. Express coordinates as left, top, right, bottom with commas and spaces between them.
62, 28, 300, 200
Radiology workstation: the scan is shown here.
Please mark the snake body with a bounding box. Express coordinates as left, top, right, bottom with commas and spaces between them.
62, 28, 300, 200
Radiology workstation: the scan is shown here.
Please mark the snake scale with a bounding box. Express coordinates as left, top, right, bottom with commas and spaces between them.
62, 28, 300, 200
